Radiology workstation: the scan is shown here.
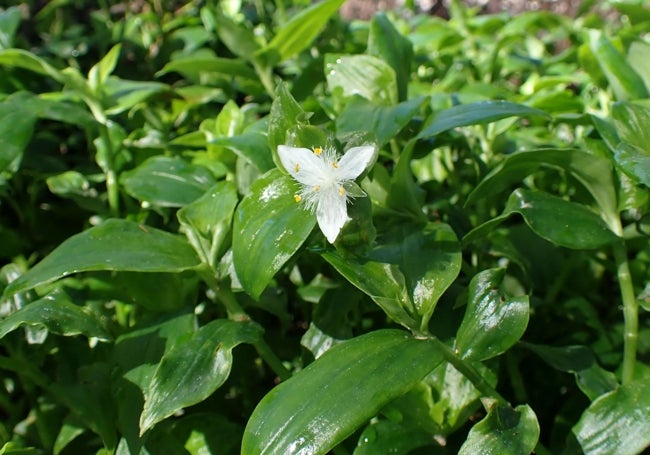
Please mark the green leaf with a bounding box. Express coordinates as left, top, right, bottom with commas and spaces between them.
325, 54, 398, 106
268, 83, 307, 165
387, 141, 426, 218
323, 251, 419, 331
0, 48, 63, 81
0, 94, 38, 175
590, 32, 649, 101
88, 44, 121, 92
4, 219, 201, 296
140, 319, 263, 434
573, 378, 650, 455
242, 329, 444, 455
627, 41, 650, 93
0, 7, 22, 50
213, 13, 260, 60
233, 169, 315, 299
336, 96, 426, 147
103, 77, 168, 115
367, 12, 413, 102
355, 419, 436, 454
177, 181, 239, 270
611, 102, 650, 154
459, 404, 540, 455
261, 0, 345, 64
455, 268, 529, 361
418, 100, 548, 139
121, 156, 217, 208
464, 189, 619, 250
614, 142, 650, 188
0, 289, 111, 341
523, 343, 617, 401
209, 132, 274, 172
465, 148, 618, 229
157, 54, 257, 80
0, 442, 41, 455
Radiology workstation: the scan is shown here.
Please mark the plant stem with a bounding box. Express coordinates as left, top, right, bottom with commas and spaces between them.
613, 240, 638, 385
216, 284, 292, 381
431, 337, 509, 405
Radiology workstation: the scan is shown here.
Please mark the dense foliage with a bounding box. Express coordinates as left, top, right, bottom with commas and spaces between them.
1, 0, 650, 453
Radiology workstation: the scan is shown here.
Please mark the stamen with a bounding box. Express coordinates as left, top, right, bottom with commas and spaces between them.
314, 147, 322, 155
295, 163, 300, 172
314, 185, 320, 191
294, 194, 302, 203
339, 186, 345, 196
332, 162, 338, 168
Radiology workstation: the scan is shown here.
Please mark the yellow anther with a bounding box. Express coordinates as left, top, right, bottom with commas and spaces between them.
295, 163, 300, 172
314, 185, 320, 191
332, 162, 339, 168
314, 147, 322, 155
339, 186, 345, 196
294, 194, 302, 202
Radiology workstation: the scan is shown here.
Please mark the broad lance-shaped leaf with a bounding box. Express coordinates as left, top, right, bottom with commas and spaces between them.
120, 155, 217, 208
417, 100, 548, 139
0, 289, 111, 341
459, 404, 540, 455
140, 319, 263, 434
233, 169, 315, 299
325, 54, 398, 106
4, 219, 201, 297
242, 329, 444, 455
455, 268, 529, 361
573, 378, 650, 455
260, 0, 345, 64
465, 148, 618, 228
615, 142, 650, 188
463, 189, 619, 250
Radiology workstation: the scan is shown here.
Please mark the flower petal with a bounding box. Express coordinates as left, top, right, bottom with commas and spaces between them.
316, 185, 349, 243
278, 145, 327, 187
336, 145, 377, 180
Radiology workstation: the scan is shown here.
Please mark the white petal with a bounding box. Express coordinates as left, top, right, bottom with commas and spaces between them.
316, 186, 349, 243
336, 145, 377, 180
278, 145, 327, 186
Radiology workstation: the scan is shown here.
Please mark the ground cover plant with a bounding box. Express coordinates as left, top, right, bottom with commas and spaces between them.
1, 0, 650, 453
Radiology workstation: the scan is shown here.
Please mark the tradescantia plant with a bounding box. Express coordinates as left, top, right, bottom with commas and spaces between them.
1, 0, 650, 454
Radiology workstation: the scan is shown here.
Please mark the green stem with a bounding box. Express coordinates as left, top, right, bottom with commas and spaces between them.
431, 337, 508, 405
98, 124, 120, 216
614, 240, 638, 385
214, 283, 292, 381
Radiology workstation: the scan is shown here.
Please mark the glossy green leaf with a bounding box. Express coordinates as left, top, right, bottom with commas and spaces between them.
0, 442, 40, 454
418, 100, 548, 139
523, 343, 617, 401
0, 7, 21, 50
590, 33, 649, 101
121, 156, 217, 207
0, 94, 38, 175
177, 181, 239, 270
573, 378, 650, 455
355, 419, 436, 454
465, 149, 618, 228
455, 268, 529, 361
88, 44, 121, 92
213, 12, 260, 59
0, 289, 110, 341
368, 12, 413, 102
4, 219, 201, 296
157, 54, 257, 80
464, 189, 619, 250
233, 169, 315, 299
140, 319, 262, 434
459, 404, 539, 455
325, 54, 398, 106
336, 96, 426, 147
209, 132, 274, 172
268, 83, 307, 165
242, 329, 444, 455
262, 0, 345, 64
614, 142, 650, 188
627, 41, 650, 93
323, 251, 419, 331
611, 102, 650, 154
387, 140, 426, 218
0, 48, 63, 81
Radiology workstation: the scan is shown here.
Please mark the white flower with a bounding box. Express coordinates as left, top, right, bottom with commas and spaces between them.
278, 144, 377, 243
